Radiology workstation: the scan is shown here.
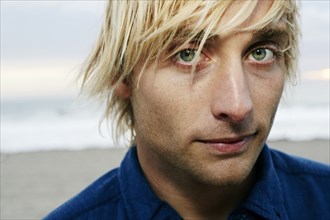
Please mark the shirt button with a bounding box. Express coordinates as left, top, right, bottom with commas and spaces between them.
233, 213, 250, 220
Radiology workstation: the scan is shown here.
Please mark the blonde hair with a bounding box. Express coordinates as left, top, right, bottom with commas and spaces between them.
80, 0, 300, 144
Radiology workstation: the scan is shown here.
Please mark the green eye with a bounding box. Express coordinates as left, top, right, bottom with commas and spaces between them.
250, 48, 275, 62
251, 49, 267, 60
179, 49, 196, 62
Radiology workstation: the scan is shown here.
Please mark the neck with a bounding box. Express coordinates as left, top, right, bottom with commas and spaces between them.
137, 146, 256, 219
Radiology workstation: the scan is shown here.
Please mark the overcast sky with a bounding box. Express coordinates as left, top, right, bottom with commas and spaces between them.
1, 1, 329, 98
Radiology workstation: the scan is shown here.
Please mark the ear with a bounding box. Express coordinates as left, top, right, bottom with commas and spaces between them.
115, 82, 131, 99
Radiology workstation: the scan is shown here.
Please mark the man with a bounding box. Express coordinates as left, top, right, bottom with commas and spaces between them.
45, 0, 330, 219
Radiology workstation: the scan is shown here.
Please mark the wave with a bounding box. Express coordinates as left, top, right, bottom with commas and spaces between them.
1, 97, 329, 153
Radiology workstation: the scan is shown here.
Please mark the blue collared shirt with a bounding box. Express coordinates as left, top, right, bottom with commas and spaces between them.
45, 144, 330, 219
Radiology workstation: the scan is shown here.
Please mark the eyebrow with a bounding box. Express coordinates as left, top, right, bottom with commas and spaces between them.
252, 24, 290, 46
169, 23, 290, 54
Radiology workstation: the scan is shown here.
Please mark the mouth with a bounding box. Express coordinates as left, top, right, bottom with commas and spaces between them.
198, 133, 256, 155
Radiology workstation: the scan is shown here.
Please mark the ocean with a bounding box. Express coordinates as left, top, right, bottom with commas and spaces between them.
1, 80, 329, 153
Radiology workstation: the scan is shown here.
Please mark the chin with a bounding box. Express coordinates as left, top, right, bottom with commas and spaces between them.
195, 137, 263, 187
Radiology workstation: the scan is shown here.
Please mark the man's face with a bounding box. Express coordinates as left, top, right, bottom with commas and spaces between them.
127, 1, 286, 186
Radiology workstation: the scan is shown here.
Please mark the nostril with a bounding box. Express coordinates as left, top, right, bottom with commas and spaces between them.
218, 113, 230, 120
215, 109, 251, 123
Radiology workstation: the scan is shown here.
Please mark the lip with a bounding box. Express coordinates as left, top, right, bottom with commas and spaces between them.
199, 134, 255, 155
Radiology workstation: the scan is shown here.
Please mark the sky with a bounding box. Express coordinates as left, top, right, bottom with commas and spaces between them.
1, 1, 329, 99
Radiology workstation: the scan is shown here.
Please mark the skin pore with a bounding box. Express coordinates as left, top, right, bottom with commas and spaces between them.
117, 1, 287, 219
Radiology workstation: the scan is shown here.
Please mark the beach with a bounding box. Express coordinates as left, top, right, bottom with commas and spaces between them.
1, 140, 329, 220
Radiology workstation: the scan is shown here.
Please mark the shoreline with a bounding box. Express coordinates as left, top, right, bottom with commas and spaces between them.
1, 140, 329, 219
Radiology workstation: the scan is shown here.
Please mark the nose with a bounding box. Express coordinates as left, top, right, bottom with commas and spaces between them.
211, 62, 253, 123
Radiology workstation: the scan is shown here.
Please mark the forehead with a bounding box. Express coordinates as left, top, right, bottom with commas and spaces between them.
163, 0, 287, 44
216, 0, 276, 35
135, 0, 292, 67
211, 0, 289, 44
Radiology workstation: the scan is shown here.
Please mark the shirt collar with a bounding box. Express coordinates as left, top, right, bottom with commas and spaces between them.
118, 146, 181, 220
119, 145, 287, 220
238, 144, 288, 220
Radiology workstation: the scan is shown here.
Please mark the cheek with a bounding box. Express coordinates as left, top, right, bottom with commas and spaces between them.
131, 79, 188, 146
249, 70, 284, 129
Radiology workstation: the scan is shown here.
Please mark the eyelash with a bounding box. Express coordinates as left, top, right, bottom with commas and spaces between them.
245, 43, 282, 65
171, 46, 210, 71
171, 42, 282, 71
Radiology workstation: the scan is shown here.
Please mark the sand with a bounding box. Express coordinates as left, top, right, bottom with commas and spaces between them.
1, 140, 329, 220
